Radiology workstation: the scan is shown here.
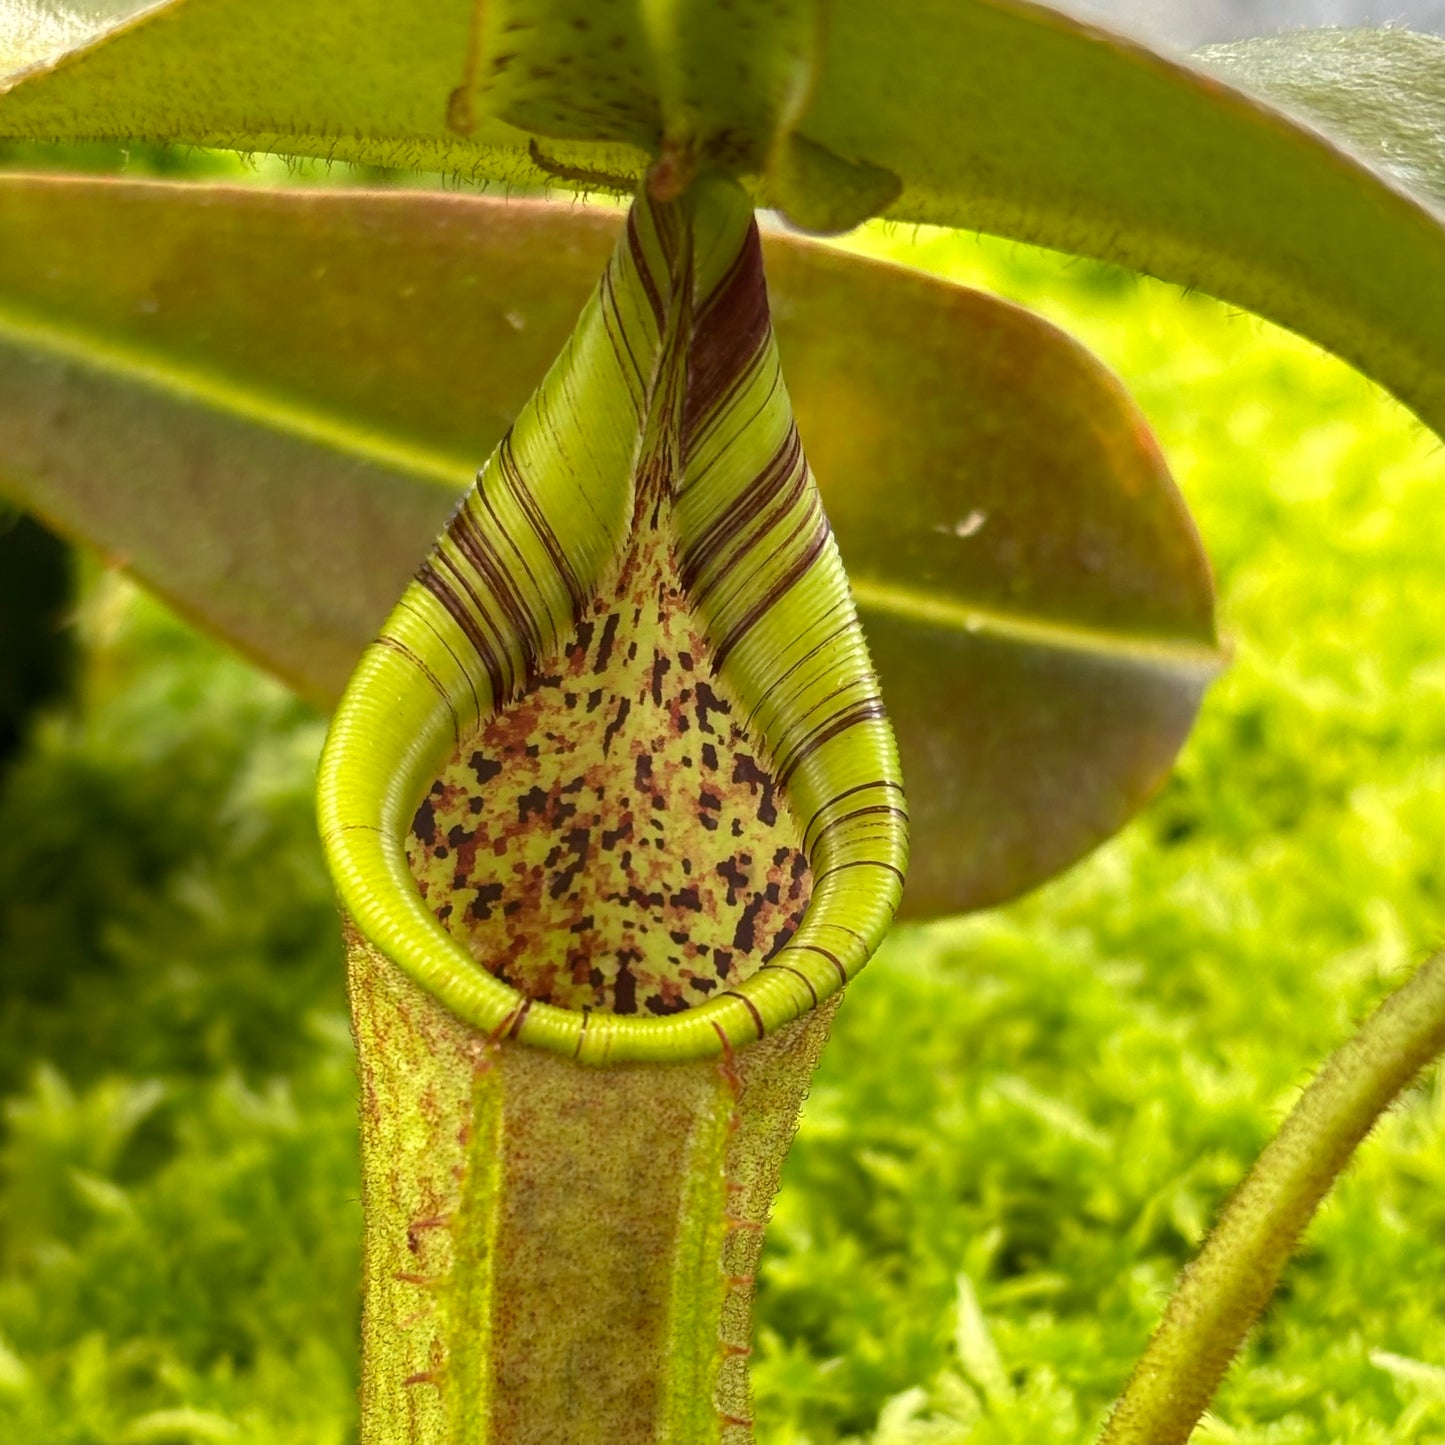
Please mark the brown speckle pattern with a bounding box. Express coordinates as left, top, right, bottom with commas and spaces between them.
407, 500, 811, 1016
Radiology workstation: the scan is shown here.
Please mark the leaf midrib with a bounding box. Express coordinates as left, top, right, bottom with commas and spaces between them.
0, 296, 475, 489
851, 576, 1224, 672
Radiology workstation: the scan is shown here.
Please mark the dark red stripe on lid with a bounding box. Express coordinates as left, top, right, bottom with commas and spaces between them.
433, 538, 513, 700
761, 960, 819, 1007
802, 778, 907, 843
812, 858, 907, 888
417, 559, 507, 703
498, 435, 585, 614
396, 595, 483, 722
374, 634, 461, 747
450, 502, 540, 689
683, 220, 770, 445
679, 427, 802, 594
599, 261, 649, 398
786, 943, 849, 987
811, 804, 910, 848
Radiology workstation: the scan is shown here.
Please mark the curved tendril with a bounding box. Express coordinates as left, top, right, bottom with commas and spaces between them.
318, 175, 907, 1064
1100, 949, 1445, 1445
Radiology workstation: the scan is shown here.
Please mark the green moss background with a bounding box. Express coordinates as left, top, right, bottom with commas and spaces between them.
1, 225, 1443, 1443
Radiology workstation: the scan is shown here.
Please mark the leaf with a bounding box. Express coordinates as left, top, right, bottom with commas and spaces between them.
1370, 1349, 1445, 1401
2, 2, 1444, 438
1196, 28, 1445, 211
786, 4, 1445, 441
953, 1273, 1013, 1412
769, 236, 1219, 916
0, 1332, 28, 1395
0, 175, 597, 705
0, 0, 631, 184
0, 0, 155, 75
0, 176, 1216, 920
117, 1409, 240, 1444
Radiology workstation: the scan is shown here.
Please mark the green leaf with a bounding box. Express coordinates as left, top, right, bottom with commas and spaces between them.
3, 2, 1444, 440
786, 5, 1445, 442
0, 0, 631, 186
1197, 27, 1445, 211
0, 175, 1216, 920
0, 0, 155, 75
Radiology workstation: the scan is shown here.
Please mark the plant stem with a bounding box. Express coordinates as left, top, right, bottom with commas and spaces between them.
1100, 949, 1445, 1445
347, 929, 837, 1444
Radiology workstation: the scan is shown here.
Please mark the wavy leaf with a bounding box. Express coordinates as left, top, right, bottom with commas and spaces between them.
0, 175, 1216, 919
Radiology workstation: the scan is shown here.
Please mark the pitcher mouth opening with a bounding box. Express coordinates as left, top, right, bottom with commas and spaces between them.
318, 486, 904, 1066
403, 491, 815, 1020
